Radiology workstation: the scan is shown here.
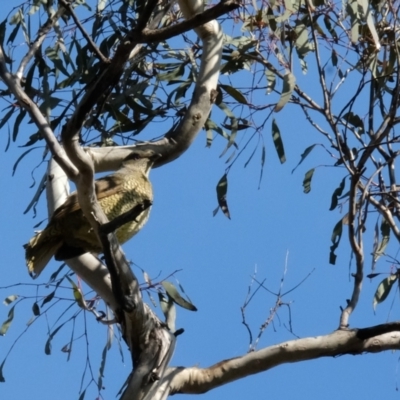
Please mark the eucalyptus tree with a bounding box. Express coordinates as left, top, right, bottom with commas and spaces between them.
1, 0, 400, 399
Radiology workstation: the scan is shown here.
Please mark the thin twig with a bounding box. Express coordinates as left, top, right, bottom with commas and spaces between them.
59, 0, 109, 63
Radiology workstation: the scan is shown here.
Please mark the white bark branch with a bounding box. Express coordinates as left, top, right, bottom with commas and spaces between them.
168, 324, 400, 394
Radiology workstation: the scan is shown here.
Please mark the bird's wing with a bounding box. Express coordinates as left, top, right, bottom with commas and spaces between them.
52, 175, 124, 219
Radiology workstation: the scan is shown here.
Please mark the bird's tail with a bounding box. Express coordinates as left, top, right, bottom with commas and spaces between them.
24, 228, 62, 278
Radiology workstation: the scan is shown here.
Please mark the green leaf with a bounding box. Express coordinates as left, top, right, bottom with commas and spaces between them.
157, 64, 185, 82
44, 324, 65, 355
44, 46, 70, 77
329, 176, 346, 211
0, 358, 6, 382
294, 24, 314, 62
216, 174, 231, 219
0, 18, 7, 48
265, 69, 276, 94
12, 147, 40, 176
258, 144, 266, 189
48, 264, 66, 283
373, 274, 398, 309
66, 276, 87, 309
220, 84, 248, 104
0, 305, 16, 336
13, 108, 27, 142
204, 119, 229, 142
3, 295, 18, 305
161, 281, 197, 311
292, 144, 317, 173
274, 70, 296, 112
98, 345, 108, 390
303, 168, 315, 194
373, 219, 390, 263
342, 111, 364, 134
41, 290, 56, 307
329, 218, 343, 265
367, 273, 382, 279
158, 292, 176, 332
323, 15, 338, 41
0, 108, 15, 132
7, 22, 20, 45
346, 0, 359, 44
331, 50, 338, 67
32, 302, 40, 316
271, 119, 286, 164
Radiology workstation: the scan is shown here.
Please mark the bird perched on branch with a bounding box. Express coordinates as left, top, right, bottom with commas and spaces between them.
25, 149, 159, 278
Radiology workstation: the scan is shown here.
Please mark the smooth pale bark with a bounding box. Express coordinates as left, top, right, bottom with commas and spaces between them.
167, 326, 400, 394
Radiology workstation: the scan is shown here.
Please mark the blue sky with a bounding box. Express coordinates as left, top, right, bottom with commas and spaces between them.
1, 2, 400, 400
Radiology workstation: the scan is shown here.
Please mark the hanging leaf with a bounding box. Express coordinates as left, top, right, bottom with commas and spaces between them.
44, 324, 65, 355
66, 276, 87, 309
258, 144, 266, 189
329, 218, 343, 265
157, 64, 185, 82
32, 302, 40, 316
303, 168, 315, 194
161, 281, 197, 311
220, 84, 248, 104
331, 50, 338, 67
0, 108, 15, 132
48, 263, 66, 283
0, 18, 6, 48
98, 344, 108, 390
292, 144, 317, 173
205, 119, 230, 142
12, 147, 40, 176
0, 305, 16, 336
271, 119, 286, 163
372, 219, 390, 263
323, 15, 338, 41
265, 69, 276, 94
373, 274, 398, 309
13, 108, 27, 142
3, 295, 18, 305
274, 70, 296, 112
346, 0, 359, 44
342, 111, 364, 134
7, 22, 20, 45
367, 273, 383, 279
216, 174, 231, 219
158, 292, 176, 332
41, 290, 56, 307
329, 176, 346, 211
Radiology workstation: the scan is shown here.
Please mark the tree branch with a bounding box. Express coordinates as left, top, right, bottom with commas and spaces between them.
0, 47, 78, 180
169, 324, 400, 394
138, 0, 240, 43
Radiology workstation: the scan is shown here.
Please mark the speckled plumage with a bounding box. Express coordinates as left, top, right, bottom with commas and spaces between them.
25, 152, 156, 278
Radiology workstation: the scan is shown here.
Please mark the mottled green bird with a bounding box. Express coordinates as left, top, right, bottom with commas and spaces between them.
25, 149, 158, 278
